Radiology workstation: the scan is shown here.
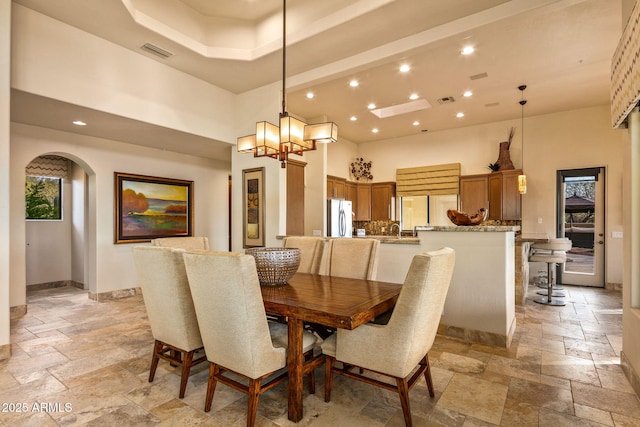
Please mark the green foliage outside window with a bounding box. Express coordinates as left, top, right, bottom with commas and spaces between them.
25, 176, 61, 220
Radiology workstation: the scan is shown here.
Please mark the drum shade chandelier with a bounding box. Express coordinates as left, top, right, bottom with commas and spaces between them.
518, 85, 527, 195
237, 0, 338, 168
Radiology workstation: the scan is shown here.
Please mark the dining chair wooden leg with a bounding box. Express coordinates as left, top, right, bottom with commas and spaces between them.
304, 350, 316, 394
247, 378, 261, 427
149, 340, 163, 382
178, 350, 195, 398
170, 348, 182, 367
204, 363, 219, 412
307, 372, 315, 395
324, 356, 335, 402
396, 377, 413, 427
421, 354, 435, 398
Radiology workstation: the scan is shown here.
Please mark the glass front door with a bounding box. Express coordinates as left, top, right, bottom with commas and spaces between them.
557, 168, 605, 287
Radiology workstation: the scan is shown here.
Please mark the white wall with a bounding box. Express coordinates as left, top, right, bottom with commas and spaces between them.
351, 105, 625, 285
1, 0, 11, 353
24, 162, 88, 287
11, 123, 230, 306
327, 137, 358, 179
11, 4, 237, 143
623, 109, 640, 395
25, 178, 72, 285
71, 163, 87, 285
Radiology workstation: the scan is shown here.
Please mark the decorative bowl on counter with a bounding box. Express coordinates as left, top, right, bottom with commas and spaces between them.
446, 208, 488, 226
245, 247, 300, 286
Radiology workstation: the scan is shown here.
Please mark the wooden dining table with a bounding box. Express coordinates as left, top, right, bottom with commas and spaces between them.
261, 272, 403, 422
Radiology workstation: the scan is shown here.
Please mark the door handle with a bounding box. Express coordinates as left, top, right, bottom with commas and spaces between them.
597, 240, 604, 244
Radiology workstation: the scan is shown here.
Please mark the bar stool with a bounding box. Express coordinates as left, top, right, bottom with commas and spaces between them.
529, 238, 572, 306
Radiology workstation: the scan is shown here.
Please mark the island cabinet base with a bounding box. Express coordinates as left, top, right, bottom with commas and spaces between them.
377, 227, 518, 348
419, 228, 516, 348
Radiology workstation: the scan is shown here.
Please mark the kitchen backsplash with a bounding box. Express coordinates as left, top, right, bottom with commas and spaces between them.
354, 220, 400, 236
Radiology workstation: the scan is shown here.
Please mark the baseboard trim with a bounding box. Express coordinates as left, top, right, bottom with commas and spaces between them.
438, 321, 513, 349
88, 287, 141, 302
27, 280, 85, 292
0, 344, 10, 362
606, 282, 622, 291
621, 351, 640, 399
10, 305, 27, 321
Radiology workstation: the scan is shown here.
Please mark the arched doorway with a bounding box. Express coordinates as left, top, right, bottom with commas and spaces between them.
24, 153, 97, 297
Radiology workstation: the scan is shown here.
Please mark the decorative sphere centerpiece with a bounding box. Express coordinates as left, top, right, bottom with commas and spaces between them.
245, 247, 301, 286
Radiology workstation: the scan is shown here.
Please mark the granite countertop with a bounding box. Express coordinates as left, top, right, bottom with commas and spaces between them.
276, 235, 420, 244
353, 235, 421, 244
420, 225, 521, 232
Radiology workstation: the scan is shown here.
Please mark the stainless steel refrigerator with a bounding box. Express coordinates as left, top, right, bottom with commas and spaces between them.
327, 199, 353, 237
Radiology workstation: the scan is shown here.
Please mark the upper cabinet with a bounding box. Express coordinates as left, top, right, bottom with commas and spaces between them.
459, 174, 489, 215
327, 175, 346, 199
371, 182, 396, 221
345, 181, 357, 205
487, 169, 522, 221
326, 177, 394, 222
460, 171, 521, 221
355, 183, 371, 221
344, 181, 358, 220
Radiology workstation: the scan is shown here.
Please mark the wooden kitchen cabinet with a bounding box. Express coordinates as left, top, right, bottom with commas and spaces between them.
345, 181, 357, 205
371, 182, 396, 221
487, 169, 522, 220
459, 174, 489, 215
327, 175, 346, 199
355, 183, 371, 221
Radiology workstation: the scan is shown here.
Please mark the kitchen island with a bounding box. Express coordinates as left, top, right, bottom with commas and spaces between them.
377, 225, 519, 348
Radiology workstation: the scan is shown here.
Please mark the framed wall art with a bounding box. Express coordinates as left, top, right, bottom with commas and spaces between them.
114, 172, 193, 244
243, 167, 265, 248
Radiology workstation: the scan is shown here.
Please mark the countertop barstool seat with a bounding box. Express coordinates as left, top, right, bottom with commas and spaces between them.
529, 238, 572, 306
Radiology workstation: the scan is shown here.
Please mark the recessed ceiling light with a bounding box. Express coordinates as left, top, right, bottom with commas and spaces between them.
372, 128, 379, 133
461, 46, 474, 55
72, 120, 87, 126
368, 103, 376, 109
409, 93, 419, 100
349, 80, 359, 87
463, 91, 473, 97
456, 112, 465, 118
412, 121, 420, 126
350, 116, 357, 121
306, 92, 314, 99
400, 64, 410, 73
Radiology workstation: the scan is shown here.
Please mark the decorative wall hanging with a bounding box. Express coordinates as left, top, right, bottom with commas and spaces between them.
350, 157, 373, 181
243, 167, 265, 248
494, 127, 516, 171
114, 172, 193, 244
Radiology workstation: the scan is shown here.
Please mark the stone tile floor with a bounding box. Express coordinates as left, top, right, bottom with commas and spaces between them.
1, 284, 639, 426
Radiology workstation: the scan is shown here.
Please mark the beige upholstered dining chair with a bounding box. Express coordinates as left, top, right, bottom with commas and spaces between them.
151, 236, 210, 250
324, 238, 380, 280
132, 246, 206, 398
282, 236, 325, 275
321, 247, 455, 427
182, 251, 319, 426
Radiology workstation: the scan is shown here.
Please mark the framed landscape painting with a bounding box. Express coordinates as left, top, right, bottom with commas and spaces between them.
243, 167, 265, 248
114, 172, 193, 244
